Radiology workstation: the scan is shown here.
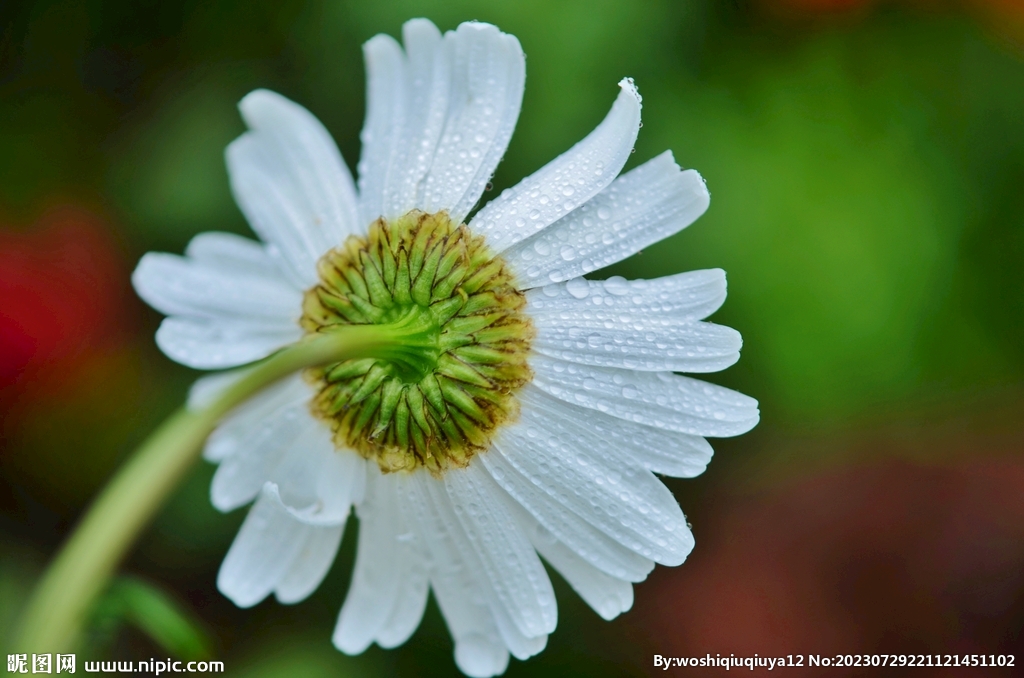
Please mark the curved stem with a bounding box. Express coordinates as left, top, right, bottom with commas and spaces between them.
15, 325, 400, 653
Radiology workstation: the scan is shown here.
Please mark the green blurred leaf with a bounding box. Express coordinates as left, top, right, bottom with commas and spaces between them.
91, 576, 212, 660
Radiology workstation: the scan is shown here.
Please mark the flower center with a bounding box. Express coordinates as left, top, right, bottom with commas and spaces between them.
301, 210, 533, 474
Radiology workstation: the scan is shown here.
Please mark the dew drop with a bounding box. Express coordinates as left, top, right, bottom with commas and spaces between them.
603, 276, 629, 295
566, 278, 590, 299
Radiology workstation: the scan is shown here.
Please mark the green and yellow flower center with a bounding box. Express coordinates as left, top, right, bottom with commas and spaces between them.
301, 210, 533, 475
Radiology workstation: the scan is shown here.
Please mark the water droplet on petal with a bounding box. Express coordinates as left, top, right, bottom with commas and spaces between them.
604, 276, 629, 295
566, 278, 589, 299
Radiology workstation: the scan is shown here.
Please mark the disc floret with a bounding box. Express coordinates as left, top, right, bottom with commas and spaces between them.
301, 210, 533, 474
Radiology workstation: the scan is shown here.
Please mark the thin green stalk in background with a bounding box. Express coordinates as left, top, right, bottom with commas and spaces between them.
15, 317, 432, 653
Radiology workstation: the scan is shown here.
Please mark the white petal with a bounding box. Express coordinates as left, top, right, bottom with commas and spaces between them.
374, 520, 430, 649
504, 152, 710, 285
541, 540, 633, 622
445, 463, 557, 639
357, 20, 525, 224
471, 78, 641, 253
209, 384, 313, 512
268, 423, 361, 525
455, 638, 510, 678
134, 231, 303, 371
526, 269, 727, 322
531, 355, 760, 437
183, 231, 272, 273
155, 316, 301, 370
334, 468, 426, 653
479, 452, 654, 582
227, 90, 359, 288
356, 32, 406, 225
402, 473, 509, 677
489, 600, 548, 663
382, 19, 450, 220
493, 396, 694, 566
419, 22, 525, 222
532, 311, 741, 373
509, 503, 633, 621
380, 19, 447, 221
521, 385, 713, 478
273, 521, 344, 604
417, 474, 547, 662
133, 252, 300, 322
202, 374, 308, 462
217, 483, 313, 608
133, 234, 301, 317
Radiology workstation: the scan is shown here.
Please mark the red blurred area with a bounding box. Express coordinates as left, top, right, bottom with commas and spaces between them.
0, 207, 151, 513
0, 207, 132, 398
638, 458, 1024, 675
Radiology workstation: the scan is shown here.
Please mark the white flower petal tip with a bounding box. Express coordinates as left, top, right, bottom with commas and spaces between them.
527, 270, 728, 322
333, 469, 429, 655
445, 464, 558, 639
532, 308, 742, 373
455, 635, 511, 678
492, 394, 696, 568
132, 231, 303, 370
227, 89, 359, 289
358, 19, 525, 226
217, 482, 345, 609
532, 356, 760, 438
505, 152, 711, 287
470, 77, 643, 253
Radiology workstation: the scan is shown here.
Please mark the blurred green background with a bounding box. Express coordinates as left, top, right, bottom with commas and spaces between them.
1, 0, 1022, 675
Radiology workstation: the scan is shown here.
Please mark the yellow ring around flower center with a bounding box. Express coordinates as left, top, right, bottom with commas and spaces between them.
301, 210, 534, 475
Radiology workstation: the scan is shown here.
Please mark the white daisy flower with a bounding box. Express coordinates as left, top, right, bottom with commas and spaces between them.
132, 18, 758, 678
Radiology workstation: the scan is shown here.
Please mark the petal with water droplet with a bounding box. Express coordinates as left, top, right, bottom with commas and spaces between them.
504, 151, 710, 287
471, 78, 642, 252
531, 355, 760, 437
227, 90, 360, 288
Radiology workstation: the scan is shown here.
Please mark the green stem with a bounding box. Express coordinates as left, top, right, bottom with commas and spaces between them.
15, 324, 405, 653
